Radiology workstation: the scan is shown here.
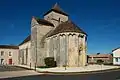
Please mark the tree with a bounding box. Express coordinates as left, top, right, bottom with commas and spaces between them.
97, 53, 100, 55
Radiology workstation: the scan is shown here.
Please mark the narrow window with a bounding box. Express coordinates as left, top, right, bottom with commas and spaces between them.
116, 58, 118, 62
58, 18, 60, 22
9, 52, 12, 56
1, 51, 4, 56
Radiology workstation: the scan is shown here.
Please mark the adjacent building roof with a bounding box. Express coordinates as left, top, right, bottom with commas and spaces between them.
0, 45, 19, 49
47, 20, 87, 37
43, 3, 68, 16
19, 35, 31, 46
88, 54, 112, 58
112, 47, 120, 52
34, 17, 54, 27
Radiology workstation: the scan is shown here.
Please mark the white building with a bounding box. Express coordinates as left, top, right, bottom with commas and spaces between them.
112, 47, 120, 65
0, 45, 19, 65
18, 3, 87, 67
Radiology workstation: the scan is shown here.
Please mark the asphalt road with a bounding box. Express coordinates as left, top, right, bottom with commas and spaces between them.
0, 65, 41, 79
0, 65, 27, 72
2, 69, 120, 80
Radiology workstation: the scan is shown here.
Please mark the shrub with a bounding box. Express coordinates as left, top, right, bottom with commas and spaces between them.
63, 65, 66, 67
44, 57, 57, 68
37, 66, 49, 68
97, 59, 104, 65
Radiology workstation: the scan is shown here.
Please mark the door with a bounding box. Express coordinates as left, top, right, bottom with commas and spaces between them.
9, 59, 12, 64
1, 59, 4, 64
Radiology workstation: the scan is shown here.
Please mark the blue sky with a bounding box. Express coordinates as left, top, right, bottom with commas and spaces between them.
0, 0, 120, 54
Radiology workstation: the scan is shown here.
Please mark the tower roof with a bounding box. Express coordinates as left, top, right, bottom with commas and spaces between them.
43, 3, 68, 16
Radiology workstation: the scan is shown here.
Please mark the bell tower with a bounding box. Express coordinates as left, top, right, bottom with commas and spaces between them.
44, 3, 69, 27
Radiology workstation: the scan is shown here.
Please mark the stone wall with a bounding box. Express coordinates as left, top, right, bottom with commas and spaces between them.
31, 17, 39, 67
78, 34, 86, 66
46, 32, 87, 67
19, 41, 31, 66
31, 16, 87, 67
44, 11, 68, 27
31, 17, 53, 67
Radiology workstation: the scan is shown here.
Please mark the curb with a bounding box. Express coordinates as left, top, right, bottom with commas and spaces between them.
36, 68, 120, 74
15, 65, 34, 70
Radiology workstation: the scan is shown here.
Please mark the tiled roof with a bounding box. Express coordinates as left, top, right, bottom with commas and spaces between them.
0, 45, 19, 49
47, 20, 87, 37
19, 35, 31, 46
88, 54, 112, 58
43, 3, 68, 16
34, 17, 54, 27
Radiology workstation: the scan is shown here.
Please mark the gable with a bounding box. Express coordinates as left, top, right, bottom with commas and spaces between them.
43, 3, 68, 16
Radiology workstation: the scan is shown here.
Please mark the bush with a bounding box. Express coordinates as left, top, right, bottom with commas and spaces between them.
97, 59, 104, 65
44, 57, 57, 68
37, 66, 49, 68
104, 63, 113, 65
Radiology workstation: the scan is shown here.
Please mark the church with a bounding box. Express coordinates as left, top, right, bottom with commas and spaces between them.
18, 3, 87, 67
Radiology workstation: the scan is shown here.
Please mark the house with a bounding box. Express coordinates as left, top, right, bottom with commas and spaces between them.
0, 45, 19, 65
18, 3, 87, 67
112, 47, 120, 65
87, 53, 113, 64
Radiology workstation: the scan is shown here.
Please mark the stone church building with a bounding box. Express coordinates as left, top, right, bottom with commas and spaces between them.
18, 3, 87, 67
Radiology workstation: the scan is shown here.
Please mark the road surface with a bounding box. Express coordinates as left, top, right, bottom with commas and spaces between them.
0, 65, 42, 79
0, 68, 120, 80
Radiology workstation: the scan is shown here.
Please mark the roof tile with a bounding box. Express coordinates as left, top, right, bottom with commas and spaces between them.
19, 35, 31, 46
47, 20, 87, 37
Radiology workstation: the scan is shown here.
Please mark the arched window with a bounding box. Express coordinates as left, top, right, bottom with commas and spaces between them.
80, 35, 84, 38
1, 51, 4, 56
78, 34, 84, 38
68, 33, 73, 36
58, 18, 60, 23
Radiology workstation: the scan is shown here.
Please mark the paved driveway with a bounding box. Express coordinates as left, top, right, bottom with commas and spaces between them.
0, 65, 27, 72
